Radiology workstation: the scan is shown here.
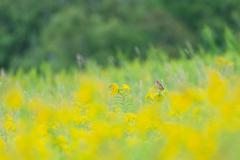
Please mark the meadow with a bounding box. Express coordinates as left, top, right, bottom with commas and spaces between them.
1, 36, 240, 159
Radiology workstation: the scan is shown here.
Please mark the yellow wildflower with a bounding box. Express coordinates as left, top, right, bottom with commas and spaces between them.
145, 85, 169, 102
2, 114, 17, 133
163, 89, 170, 95
126, 123, 135, 134
12, 122, 18, 132
207, 70, 227, 105
193, 106, 200, 115
53, 135, 69, 151
169, 111, 181, 118
0, 138, 5, 150
108, 83, 119, 97
152, 85, 159, 92
217, 57, 234, 68
6, 91, 22, 109
125, 113, 138, 122
37, 123, 49, 136
226, 61, 234, 66
122, 84, 131, 90
145, 89, 152, 100
112, 105, 120, 113
170, 89, 196, 113
48, 120, 60, 130
77, 84, 94, 103
151, 93, 164, 102
72, 111, 84, 125
105, 111, 117, 122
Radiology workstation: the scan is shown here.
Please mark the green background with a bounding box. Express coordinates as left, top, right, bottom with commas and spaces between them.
1, 0, 240, 71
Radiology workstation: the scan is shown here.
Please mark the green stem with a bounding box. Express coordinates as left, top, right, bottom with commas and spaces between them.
122, 92, 127, 114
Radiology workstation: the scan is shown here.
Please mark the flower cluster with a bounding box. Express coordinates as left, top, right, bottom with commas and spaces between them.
145, 85, 170, 102
2, 114, 17, 133
108, 83, 131, 96
0, 56, 239, 159
217, 57, 234, 68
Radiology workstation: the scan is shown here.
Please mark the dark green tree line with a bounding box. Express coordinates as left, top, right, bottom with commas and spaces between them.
0, 0, 240, 71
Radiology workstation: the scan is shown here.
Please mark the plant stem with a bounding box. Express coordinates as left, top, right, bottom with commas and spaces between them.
122, 92, 127, 114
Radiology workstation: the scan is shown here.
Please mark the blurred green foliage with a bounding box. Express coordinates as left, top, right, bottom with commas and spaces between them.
1, 0, 240, 71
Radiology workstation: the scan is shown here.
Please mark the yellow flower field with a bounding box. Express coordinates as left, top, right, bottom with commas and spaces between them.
0, 55, 239, 159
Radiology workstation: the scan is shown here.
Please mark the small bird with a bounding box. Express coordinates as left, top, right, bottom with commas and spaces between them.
155, 80, 164, 91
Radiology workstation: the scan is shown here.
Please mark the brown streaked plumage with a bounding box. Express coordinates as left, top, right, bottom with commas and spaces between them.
155, 80, 164, 91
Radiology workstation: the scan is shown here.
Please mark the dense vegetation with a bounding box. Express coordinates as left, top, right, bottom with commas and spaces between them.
0, 33, 240, 159
1, 1, 240, 159
1, 0, 240, 70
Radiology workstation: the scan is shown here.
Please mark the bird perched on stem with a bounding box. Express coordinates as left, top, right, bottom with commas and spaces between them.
155, 80, 164, 91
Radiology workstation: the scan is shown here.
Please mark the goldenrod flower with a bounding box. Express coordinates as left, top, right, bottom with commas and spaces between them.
125, 113, 138, 122
112, 105, 120, 113
169, 111, 181, 118
193, 106, 200, 115
105, 111, 117, 121
145, 84, 169, 102
170, 89, 195, 113
150, 93, 157, 100
2, 114, 17, 133
48, 120, 60, 130
217, 57, 234, 68
0, 138, 5, 150
163, 90, 170, 94
76, 84, 94, 103
122, 84, 131, 90
126, 123, 135, 134
108, 83, 119, 97
145, 89, 152, 100
207, 70, 227, 105
6, 91, 22, 109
